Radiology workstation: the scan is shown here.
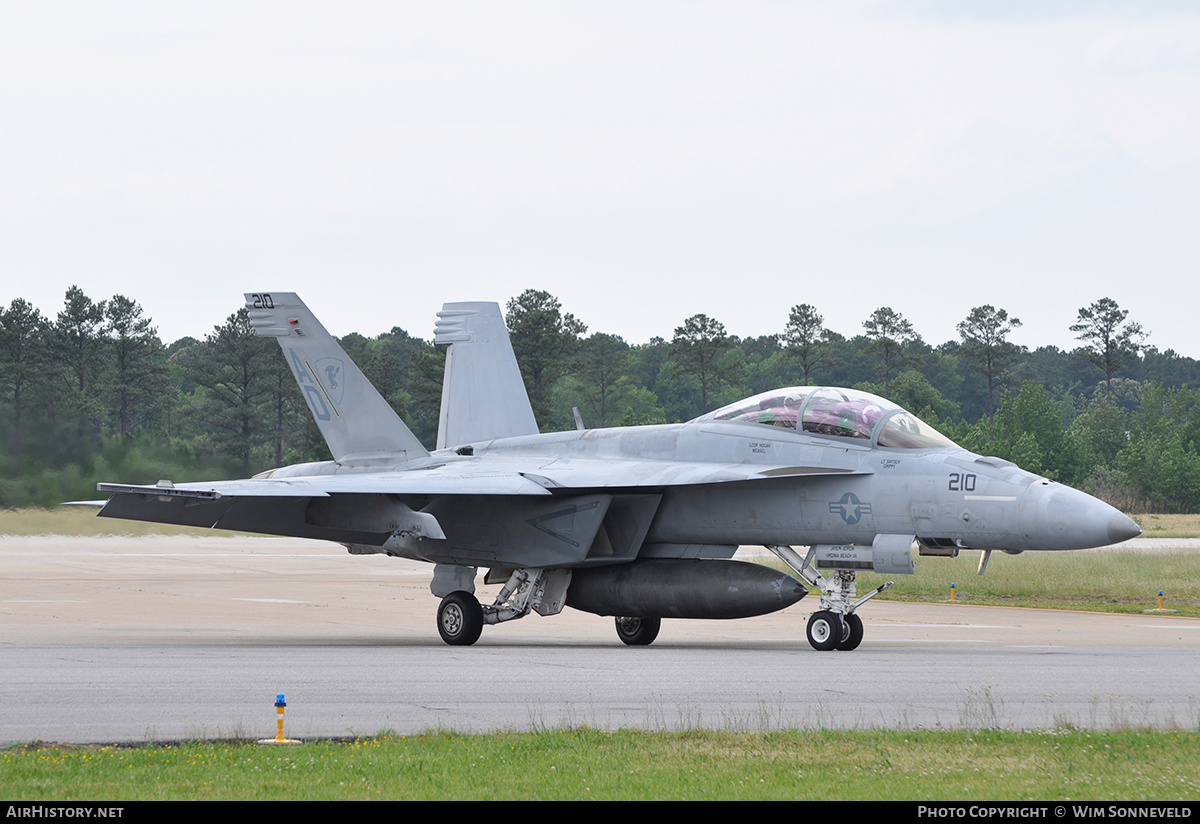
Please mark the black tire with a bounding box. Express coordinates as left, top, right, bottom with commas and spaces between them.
806, 610, 841, 651
835, 612, 864, 651
438, 591, 484, 646
615, 616, 661, 646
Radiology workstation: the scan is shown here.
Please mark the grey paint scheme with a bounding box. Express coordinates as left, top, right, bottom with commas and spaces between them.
95, 293, 1141, 644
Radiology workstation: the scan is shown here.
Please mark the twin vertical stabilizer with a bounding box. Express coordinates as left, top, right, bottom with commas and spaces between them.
434, 302, 538, 449
245, 293, 537, 461
245, 292, 430, 464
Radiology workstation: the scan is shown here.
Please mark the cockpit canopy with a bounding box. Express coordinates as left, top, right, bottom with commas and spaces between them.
695, 386, 958, 449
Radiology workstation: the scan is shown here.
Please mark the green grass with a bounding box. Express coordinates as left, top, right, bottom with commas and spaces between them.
0, 506, 247, 537
1131, 513, 1200, 539
854, 549, 1200, 616
4, 729, 1198, 800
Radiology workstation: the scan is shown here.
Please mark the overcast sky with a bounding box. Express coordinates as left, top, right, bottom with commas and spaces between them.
2, 1, 1197, 356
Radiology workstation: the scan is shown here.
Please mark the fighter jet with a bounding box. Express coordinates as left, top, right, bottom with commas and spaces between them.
94, 293, 1142, 651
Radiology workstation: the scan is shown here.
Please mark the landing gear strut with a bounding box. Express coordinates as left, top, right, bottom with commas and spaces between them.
767, 545, 892, 652
433, 568, 573, 646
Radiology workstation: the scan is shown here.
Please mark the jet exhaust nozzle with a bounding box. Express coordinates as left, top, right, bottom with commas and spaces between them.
566, 559, 807, 619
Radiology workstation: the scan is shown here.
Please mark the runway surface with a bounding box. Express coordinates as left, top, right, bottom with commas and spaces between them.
3, 535, 1199, 744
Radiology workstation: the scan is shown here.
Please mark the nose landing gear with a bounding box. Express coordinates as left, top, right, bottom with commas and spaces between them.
767, 545, 892, 651
805, 610, 841, 651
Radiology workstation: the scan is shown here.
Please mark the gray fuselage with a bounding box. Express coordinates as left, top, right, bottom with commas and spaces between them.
464, 419, 1134, 555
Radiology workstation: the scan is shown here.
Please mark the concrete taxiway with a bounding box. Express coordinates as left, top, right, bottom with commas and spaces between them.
3, 535, 1198, 744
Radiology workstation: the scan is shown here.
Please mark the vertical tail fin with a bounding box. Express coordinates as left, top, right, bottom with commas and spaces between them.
434, 302, 538, 449
245, 292, 430, 464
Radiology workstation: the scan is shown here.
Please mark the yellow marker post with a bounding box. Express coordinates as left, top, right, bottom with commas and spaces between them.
258, 692, 301, 745
275, 693, 285, 741
1143, 587, 1177, 615
950, 582, 955, 602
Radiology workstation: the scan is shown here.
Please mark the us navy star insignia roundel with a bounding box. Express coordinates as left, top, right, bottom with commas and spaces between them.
829, 492, 872, 525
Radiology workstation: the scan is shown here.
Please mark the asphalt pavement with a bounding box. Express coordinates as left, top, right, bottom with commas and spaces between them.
3, 535, 1198, 744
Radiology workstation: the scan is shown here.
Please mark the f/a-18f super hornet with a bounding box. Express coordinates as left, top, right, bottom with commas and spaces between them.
93, 293, 1141, 651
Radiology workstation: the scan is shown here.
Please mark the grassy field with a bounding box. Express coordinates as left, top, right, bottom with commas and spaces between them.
1132, 513, 1200, 539
861, 512, 1200, 615
4, 729, 1199, 800
853, 548, 1200, 616
0, 506, 243, 537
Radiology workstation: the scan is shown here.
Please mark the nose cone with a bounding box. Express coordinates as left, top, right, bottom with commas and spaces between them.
1106, 511, 1143, 545
1021, 482, 1142, 550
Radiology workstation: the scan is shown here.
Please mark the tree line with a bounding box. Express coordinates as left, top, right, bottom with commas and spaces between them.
2, 286, 1199, 512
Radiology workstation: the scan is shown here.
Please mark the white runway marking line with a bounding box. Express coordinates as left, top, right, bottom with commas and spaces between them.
1, 551, 349, 558
127, 552, 346, 558
3, 599, 87, 603
882, 639, 990, 644
1007, 645, 1063, 649
234, 598, 314, 604
1146, 624, 1200, 629
876, 623, 1016, 629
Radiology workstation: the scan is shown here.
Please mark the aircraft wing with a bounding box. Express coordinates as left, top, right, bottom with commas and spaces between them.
97, 456, 865, 502
97, 471, 553, 500
514, 459, 870, 490
94, 468, 551, 544
94, 457, 869, 551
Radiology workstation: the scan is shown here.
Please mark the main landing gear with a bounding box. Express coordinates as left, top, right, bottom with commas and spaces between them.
438, 591, 484, 646
434, 567, 573, 646
614, 616, 661, 646
766, 545, 891, 652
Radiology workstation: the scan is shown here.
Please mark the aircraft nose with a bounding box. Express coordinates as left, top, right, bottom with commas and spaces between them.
1107, 510, 1143, 545
1021, 482, 1141, 550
